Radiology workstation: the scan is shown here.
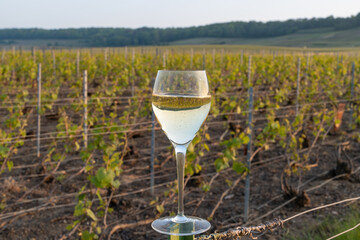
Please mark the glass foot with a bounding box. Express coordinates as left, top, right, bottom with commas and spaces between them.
152, 215, 211, 236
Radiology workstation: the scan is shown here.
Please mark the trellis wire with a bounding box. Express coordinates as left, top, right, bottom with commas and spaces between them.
0, 177, 183, 221
5, 108, 350, 169
1, 136, 360, 239
196, 196, 360, 240
222, 164, 360, 230
0, 120, 154, 142
0, 85, 344, 102
1, 98, 358, 145
327, 223, 360, 240
1, 52, 360, 239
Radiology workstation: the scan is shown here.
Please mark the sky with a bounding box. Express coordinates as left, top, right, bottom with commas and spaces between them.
0, 0, 359, 29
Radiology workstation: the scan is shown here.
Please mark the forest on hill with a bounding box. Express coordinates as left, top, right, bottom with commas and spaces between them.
0, 13, 360, 46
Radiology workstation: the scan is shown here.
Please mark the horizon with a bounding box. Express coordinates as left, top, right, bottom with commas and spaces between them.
1, 0, 360, 29
1, 12, 359, 31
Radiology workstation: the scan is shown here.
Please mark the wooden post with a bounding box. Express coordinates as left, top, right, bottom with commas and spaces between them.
221, 48, 224, 66
52, 49, 56, 77
83, 70, 88, 149
244, 56, 253, 222
37, 64, 41, 158
350, 62, 355, 125
104, 48, 108, 65
132, 49, 135, 96
305, 52, 311, 90
212, 48, 215, 67
150, 109, 155, 196
296, 57, 301, 116
42, 48, 46, 61
240, 49, 244, 66
190, 48, 193, 69
202, 48, 206, 70
163, 52, 166, 69
76, 49, 80, 78
32, 47, 36, 63
1, 48, 4, 64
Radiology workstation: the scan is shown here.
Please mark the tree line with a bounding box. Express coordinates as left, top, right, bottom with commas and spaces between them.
0, 13, 359, 46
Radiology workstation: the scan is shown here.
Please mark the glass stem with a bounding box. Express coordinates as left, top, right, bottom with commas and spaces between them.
174, 144, 187, 218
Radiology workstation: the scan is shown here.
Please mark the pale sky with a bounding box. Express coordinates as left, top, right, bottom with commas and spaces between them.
0, 0, 359, 29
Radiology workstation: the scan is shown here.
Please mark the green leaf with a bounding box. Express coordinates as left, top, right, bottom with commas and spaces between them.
195, 163, 202, 173
215, 158, 229, 172
7, 161, 13, 171
232, 161, 246, 174
201, 183, 211, 192
242, 135, 250, 144
81, 230, 96, 240
203, 143, 210, 152
74, 202, 85, 217
112, 179, 121, 188
156, 204, 164, 214
185, 164, 194, 176
75, 141, 80, 151
205, 133, 210, 140
91, 168, 119, 188
86, 208, 98, 222
0, 146, 9, 158
66, 224, 74, 231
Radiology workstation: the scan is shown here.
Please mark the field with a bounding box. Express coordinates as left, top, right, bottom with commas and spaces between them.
2, 27, 360, 49
0, 46, 360, 240
170, 27, 360, 48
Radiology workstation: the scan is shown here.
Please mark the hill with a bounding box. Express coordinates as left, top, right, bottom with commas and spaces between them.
0, 13, 360, 48
170, 27, 360, 48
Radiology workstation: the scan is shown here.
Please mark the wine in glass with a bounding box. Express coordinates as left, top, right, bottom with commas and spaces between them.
151, 70, 211, 236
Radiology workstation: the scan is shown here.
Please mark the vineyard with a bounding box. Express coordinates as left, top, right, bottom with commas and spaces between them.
0, 46, 360, 239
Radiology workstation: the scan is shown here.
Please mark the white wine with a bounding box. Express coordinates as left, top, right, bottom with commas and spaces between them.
152, 95, 211, 145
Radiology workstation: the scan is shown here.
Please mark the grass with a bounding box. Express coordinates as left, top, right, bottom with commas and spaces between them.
283, 205, 360, 240
169, 27, 360, 48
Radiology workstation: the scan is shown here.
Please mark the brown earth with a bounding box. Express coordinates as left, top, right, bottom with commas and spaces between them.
0, 100, 359, 240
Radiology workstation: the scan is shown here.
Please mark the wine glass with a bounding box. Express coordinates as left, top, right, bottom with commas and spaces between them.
151, 70, 211, 236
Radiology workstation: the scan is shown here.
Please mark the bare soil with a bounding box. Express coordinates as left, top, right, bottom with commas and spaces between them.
0, 104, 359, 240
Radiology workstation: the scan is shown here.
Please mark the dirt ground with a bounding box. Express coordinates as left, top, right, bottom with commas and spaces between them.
0, 104, 359, 240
